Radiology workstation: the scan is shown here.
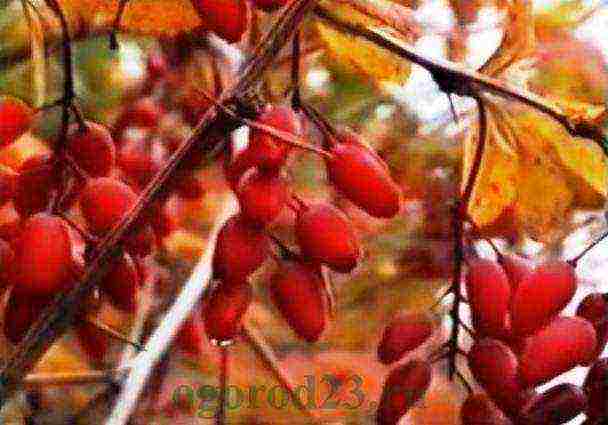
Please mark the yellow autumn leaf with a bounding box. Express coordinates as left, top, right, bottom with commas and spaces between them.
315, 0, 414, 87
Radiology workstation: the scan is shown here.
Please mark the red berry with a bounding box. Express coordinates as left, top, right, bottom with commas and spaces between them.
0, 238, 14, 291
204, 279, 252, 344
115, 97, 162, 132
14, 154, 59, 216
519, 384, 587, 425
9, 213, 77, 296
79, 177, 138, 235
252, 0, 288, 11
223, 148, 257, 190
0, 97, 33, 147
520, 316, 597, 387
76, 321, 109, 365
247, 105, 302, 170
467, 339, 521, 405
4, 291, 52, 344
326, 129, 401, 218
119, 136, 168, 187
176, 314, 205, 356
66, 121, 116, 177
460, 394, 511, 425
191, 0, 248, 43
577, 293, 608, 362
465, 258, 511, 338
101, 252, 140, 313
147, 51, 168, 81
583, 358, 608, 421
0, 165, 17, 207
270, 260, 326, 343
510, 261, 576, 337
376, 360, 432, 425
236, 169, 289, 227
377, 311, 434, 364
213, 214, 270, 280
498, 254, 533, 294
295, 203, 360, 273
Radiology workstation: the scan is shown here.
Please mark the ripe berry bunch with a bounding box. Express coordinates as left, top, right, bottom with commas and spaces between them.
206, 103, 403, 345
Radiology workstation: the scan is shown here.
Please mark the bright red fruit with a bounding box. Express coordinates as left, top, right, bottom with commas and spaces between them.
79, 177, 137, 235
236, 169, 289, 227
460, 394, 511, 425
0, 97, 32, 147
577, 293, 608, 361
204, 279, 252, 344
248, 105, 302, 170
510, 261, 576, 336
9, 213, 76, 296
4, 291, 52, 344
467, 339, 521, 405
66, 121, 116, 177
520, 316, 597, 387
518, 384, 587, 425
191, 0, 248, 43
270, 260, 326, 343
583, 358, 608, 421
101, 253, 140, 313
115, 97, 162, 133
119, 136, 168, 187
176, 315, 205, 356
252, 0, 288, 11
377, 311, 434, 364
14, 154, 59, 216
326, 129, 401, 218
295, 203, 360, 273
498, 254, 533, 293
213, 214, 270, 280
376, 360, 432, 425
465, 258, 511, 338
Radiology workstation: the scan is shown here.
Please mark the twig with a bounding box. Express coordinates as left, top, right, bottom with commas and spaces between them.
291, 30, 302, 109
23, 368, 129, 388
109, 0, 130, 50
568, 229, 608, 267
85, 317, 146, 352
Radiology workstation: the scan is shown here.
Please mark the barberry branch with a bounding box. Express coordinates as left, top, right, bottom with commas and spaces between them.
23, 368, 130, 388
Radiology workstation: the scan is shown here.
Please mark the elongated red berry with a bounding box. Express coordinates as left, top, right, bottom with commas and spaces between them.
4, 291, 52, 344
252, 0, 288, 11
14, 153, 59, 216
191, 0, 248, 43
326, 129, 401, 218
461, 394, 511, 425
67, 121, 116, 177
467, 339, 521, 404
9, 213, 76, 296
79, 177, 137, 235
520, 316, 597, 387
115, 97, 162, 133
519, 384, 587, 425
583, 358, 608, 421
0, 97, 33, 147
101, 253, 140, 313
577, 293, 608, 361
204, 279, 252, 344
465, 258, 511, 338
511, 261, 576, 336
270, 260, 326, 343
213, 214, 270, 280
499, 254, 533, 293
176, 314, 205, 356
247, 105, 302, 170
296, 203, 360, 273
376, 360, 432, 425
119, 136, 168, 187
377, 311, 434, 364
236, 169, 289, 227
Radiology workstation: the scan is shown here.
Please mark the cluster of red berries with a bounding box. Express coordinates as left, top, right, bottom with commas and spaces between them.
204, 103, 403, 345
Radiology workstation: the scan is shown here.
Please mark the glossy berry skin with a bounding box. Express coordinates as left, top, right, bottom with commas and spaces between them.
326, 130, 401, 218
467, 338, 521, 406
377, 311, 434, 364
465, 258, 511, 338
577, 293, 608, 362
79, 177, 137, 235
248, 105, 302, 170
520, 316, 597, 387
119, 136, 168, 187
213, 214, 270, 280
101, 253, 140, 313
115, 97, 162, 133
66, 121, 116, 177
270, 260, 326, 343
460, 394, 512, 425
252, 0, 288, 11
204, 279, 252, 344
191, 0, 248, 43
0, 97, 33, 147
14, 154, 59, 216
583, 358, 608, 421
376, 360, 432, 425
9, 213, 76, 297
498, 254, 533, 294
518, 384, 587, 425
236, 169, 289, 227
510, 261, 577, 337
295, 203, 360, 273
4, 291, 52, 344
